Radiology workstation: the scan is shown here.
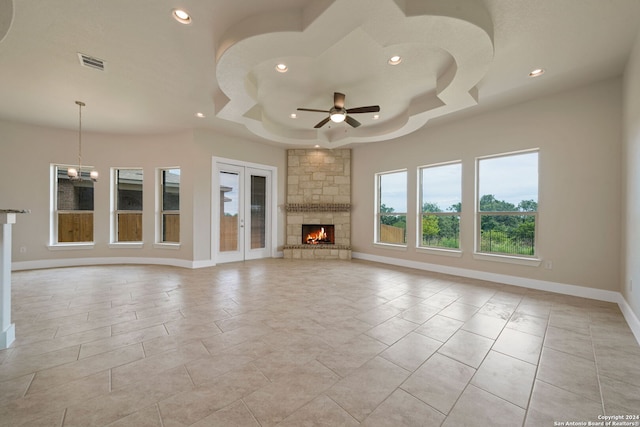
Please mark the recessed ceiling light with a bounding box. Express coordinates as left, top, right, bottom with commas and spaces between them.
388, 55, 402, 65
529, 68, 545, 77
290, 113, 297, 119
275, 63, 288, 73
172, 9, 192, 24
314, 145, 320, 148
196, 112, 205, 118
373, 114, 380, 120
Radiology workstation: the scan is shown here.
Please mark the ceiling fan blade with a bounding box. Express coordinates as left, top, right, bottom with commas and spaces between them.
297, 108, 330, 113
314, 116, 331, 128
334, 92, 345, 109
345, 115, 361, 128
346, 105, 380, 114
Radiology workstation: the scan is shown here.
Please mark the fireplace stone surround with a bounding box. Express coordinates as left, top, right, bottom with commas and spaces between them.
283, 149, 351, 260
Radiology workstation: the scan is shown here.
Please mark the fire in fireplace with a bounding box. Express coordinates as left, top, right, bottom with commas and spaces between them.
302, 224, 335, 245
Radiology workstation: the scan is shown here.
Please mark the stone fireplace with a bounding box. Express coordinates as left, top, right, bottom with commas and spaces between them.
283, 149, 351, 259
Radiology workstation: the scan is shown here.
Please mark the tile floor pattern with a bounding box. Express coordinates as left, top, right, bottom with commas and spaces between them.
1, 259, 639, 426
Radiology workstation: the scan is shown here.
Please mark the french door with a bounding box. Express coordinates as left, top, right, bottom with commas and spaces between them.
214, 159, 274, 263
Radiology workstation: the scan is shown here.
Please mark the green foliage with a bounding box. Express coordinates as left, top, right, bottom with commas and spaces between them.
480, 195, 536, 255
479, 194, 516, 212
419, 202, 461, 249
422, 215, 439, 238
387, 196, 536, 254
514, 219, 535, 240
480, 229, 534, 255
380, 204, 406, 227
422, 202, 441, 213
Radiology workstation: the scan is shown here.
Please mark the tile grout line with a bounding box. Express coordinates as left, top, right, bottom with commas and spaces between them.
154, 403, 165, 427
520, 298, 551, 427
59, 407, 67, 427
589, 316, 607, 416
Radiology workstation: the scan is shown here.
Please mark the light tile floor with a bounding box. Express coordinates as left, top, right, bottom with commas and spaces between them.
1, 259, 639, 426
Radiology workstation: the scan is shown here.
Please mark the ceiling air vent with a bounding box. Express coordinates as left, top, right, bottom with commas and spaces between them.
77, 53, 106, 71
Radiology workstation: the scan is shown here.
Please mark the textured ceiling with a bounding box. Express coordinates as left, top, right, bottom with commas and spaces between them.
0, 0, 639, 148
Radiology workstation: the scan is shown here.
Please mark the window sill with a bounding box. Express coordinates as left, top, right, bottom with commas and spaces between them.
109, 242, 144, 249
473, 252, 541, 267
153, 243, 181, 250
374, 242, 408, 251
416, 247, 462, 258
47, 243, 95, 251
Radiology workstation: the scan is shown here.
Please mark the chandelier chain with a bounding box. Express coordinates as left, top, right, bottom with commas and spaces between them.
76, 101, 85, 175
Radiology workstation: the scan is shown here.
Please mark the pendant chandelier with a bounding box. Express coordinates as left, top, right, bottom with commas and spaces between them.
67, 100, 98, 182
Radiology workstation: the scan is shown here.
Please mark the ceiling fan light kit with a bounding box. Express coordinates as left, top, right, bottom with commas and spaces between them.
329, 109, 346, 123
297, 92, 380, 129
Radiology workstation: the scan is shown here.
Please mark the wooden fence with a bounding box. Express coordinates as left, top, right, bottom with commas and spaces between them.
380, 224, 405, 244
58, 212, 93, 242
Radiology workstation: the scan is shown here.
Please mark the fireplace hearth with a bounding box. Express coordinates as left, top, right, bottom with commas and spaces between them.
302, 224, 335, 245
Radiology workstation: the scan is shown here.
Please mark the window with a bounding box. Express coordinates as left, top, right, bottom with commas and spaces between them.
375, 170, 407, 245
113, 168, 143, 242
159, 168, 180, 243
52, 165, 94, 244
477, 150, 538, 257
419, 162, 461, 250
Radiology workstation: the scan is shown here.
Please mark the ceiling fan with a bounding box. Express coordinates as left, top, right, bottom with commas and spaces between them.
297, 92, 380, 129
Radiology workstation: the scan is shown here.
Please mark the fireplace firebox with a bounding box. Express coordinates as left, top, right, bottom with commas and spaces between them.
302, 224, 335, 245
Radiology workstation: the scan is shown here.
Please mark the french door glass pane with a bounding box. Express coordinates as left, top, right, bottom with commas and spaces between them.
251, 175, 266, 249
219, 171, 239, 252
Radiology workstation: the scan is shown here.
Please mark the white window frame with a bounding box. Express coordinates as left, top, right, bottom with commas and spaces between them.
474, 149, 541, 266
48, 164, 95, 249
417, 161, 462, 257
374, 169, 408, 248
110, 167, 144, 247
155, 167, 181, 248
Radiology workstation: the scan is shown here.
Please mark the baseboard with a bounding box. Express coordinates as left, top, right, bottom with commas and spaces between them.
12, 257, 212, 271
352, 251, 640, 346
616, 296, 640, 345
0, 323, 15, 350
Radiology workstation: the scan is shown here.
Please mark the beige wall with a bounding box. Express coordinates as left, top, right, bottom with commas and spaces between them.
623, 31, 640, 319
352, 78, 623, 292
0, 75, 631, 304
0, 121, 286, 267
191, 128, 287, 262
